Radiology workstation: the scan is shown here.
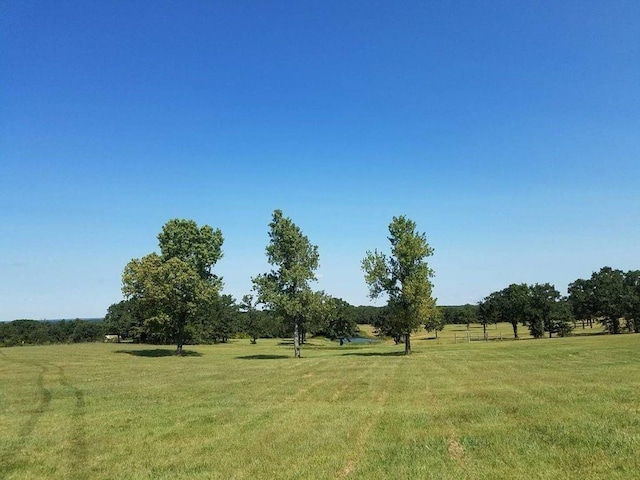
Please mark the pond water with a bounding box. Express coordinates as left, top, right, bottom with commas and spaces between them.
338, 336, 380, 344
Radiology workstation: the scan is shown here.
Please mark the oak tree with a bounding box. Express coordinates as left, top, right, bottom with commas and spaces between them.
122, 219, 223, 354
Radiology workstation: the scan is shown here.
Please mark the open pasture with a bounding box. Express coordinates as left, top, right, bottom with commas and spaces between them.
0, 331, 638, 479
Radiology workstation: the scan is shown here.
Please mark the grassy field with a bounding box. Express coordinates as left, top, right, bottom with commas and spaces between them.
1, 325, 638, 479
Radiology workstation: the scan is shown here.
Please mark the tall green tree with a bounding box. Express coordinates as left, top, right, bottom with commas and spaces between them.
526, 283, 572, 338
104, 298, 140, 341
371, 305, 404, 344
477, 294, 498, 339
157, 219, 224, 284
322, 297, 358, 345
122, 219, 224, 354
623, 270, 640, 333
199, 294, 239, 343
362, 215, 436, 354
297, 290, 332, 344
497, 283, 530, 339
590, 267, 626, 334
568, 278, 597, 329
252, 210, 320, 358
239, 294, 262, 344
569, 267, 639, 334
424, 309, 445, 339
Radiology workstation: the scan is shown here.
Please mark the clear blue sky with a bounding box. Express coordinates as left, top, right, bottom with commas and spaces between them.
1, 1, 638, 321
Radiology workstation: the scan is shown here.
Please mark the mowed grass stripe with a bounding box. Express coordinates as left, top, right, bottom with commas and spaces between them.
0, 332, 639, 479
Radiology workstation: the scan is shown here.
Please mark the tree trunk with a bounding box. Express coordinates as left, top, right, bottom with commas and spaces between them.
612, 318, 621, 334
482, 323, 487, 340
404, 333, 411, 355
176, 315, 185, 355
512, 322, 518, 339
293, 320, 301, 358
435, 330, 438, 339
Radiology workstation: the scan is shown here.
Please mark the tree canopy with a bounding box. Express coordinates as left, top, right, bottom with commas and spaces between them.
362, 215, 436, 354
568, 267, 640, 334
121, 219, 224, 354
252, 210, 320, 358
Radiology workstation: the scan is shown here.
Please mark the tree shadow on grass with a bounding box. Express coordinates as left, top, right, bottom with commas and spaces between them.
571, 331, 610, 337
236, 354, 289, 360
114, 349, 202, 358
277, 341, 322, 347
341, 351, 407, 357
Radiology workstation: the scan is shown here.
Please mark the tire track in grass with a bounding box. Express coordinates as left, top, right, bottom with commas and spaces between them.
337, 359, 398, 478
330, 381, 350, 403
0, 351, 88, 478
0, 352, 52, 474
56, 364, 88, 479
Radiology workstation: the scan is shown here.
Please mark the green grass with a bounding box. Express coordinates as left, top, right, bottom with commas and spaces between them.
1, 326, 638, 479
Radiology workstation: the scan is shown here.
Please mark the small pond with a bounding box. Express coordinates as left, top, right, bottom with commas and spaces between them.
336, 336, 381, 344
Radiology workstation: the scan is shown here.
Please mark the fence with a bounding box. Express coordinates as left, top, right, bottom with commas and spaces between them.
454, 332, 504, 343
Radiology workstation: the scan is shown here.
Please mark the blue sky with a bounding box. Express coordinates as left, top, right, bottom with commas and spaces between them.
1, 1, 638, 321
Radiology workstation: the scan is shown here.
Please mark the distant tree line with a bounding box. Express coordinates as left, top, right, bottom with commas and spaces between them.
440, 304, 479, 325
476, 267, 640, 339
0, 319, 104, 347
568, 267, 639, 334
477, 283, 572, 339
104, 294, 361, 347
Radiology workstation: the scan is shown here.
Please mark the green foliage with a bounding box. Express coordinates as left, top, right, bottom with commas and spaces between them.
0, 319, 105, 346
320, 297, 358, 344
525, 283, 571, 338
424, 309, 445, 338
239, 294, 263, 344
351, 305, 385, 324
623, 270, 640, 333
478, 284, 530, 339
370, 305, 404, 343
568, 267, 640, 334
477, 295, 498, 338
479, 283, 573, 339
495, 284, 529, 338
252, 209, 320, 357
198, 294, 239, 343
441, 304, 478, 325
157, 218, 224, 284
567, 278, 596, 328
362, 215, 436, 354
104, 299, 140, 340
121, 219, 224, 354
